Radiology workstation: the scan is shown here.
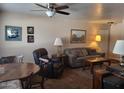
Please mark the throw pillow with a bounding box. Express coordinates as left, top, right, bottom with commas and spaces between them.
82, 49, 88, 56
88, 49, 97, 55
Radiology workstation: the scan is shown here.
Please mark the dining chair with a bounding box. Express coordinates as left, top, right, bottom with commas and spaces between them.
0, 55, 36, 89
0, 56, 23, 89
0, 56, 16, 64
0, 55, 24, 64
0, 80, 22, 89
16, 55, 24, 63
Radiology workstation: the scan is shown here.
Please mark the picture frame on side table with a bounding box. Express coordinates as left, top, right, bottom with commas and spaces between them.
5, 26, 22, 41
70, 29, 86, 43
27, 26, 34, 34
27, 35, 34, 43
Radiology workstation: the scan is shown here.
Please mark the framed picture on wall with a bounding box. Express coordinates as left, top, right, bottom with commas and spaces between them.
70, 29, 86, 43
27, 26, 34, 34
5, 26, 22, 41
27, 35, 34, 43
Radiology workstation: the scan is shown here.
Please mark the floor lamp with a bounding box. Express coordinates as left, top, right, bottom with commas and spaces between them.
107, 22, 114, 58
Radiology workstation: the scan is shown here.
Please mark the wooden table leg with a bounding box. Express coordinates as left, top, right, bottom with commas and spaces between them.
20, 79, 25, 89
90, 63, 94, 74
108, 60, 111, 66
82, 63, 86, 70
41, 77, 45, 89
93, 70, 103, 89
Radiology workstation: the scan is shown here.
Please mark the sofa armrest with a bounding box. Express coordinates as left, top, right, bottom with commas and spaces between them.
67, 54, 77, 64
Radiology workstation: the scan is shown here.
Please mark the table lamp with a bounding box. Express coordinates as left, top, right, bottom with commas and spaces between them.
95, 35, 101, 42
113, 40, 124, 66
54, 37, 63, 56
95, 35, 101, 51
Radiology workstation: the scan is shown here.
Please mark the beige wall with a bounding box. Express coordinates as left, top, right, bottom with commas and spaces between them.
95, 21, 124, 58
1, 12, 123, 62
0, 12, 99, 62
109, 21, 124, 57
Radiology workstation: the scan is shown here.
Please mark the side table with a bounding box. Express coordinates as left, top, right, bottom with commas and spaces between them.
86, 57, 111, 74
51, 54, 68, 67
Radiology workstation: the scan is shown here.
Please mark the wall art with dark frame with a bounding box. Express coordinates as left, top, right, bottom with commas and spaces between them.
27, 35, 34, 43
5, 25, 22, 41
27, 26, 34, 34
70, 29, 86, 43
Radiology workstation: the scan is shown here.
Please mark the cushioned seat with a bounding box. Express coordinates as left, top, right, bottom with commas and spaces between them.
103, 75, 124, 89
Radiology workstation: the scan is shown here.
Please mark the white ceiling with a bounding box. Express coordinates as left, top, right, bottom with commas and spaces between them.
0, 3, 124, 22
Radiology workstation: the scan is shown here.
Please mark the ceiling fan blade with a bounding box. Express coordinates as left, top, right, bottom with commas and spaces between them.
35, 3, 48, 9
55, 5, 69, 10
31, 10, 45, 11
56, 10, 70, 15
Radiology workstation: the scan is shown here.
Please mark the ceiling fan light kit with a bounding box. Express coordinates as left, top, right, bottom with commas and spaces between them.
45, 10, 55, 17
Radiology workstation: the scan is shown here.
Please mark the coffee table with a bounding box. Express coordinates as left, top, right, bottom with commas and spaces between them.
86, 57, 111, 74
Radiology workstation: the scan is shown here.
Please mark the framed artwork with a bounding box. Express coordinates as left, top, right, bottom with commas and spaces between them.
70, 29, 86, 43
27, 26, 34, 34
5, 26, 22, 41
27, 35, 34, 43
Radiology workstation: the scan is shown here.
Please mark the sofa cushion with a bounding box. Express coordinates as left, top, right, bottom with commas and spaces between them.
70, 49, 84, 57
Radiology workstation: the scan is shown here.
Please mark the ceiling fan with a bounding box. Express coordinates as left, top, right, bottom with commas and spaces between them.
32, 3, 70, 17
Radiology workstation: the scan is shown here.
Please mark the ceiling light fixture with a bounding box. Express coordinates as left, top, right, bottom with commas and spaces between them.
45, 10, 55, 17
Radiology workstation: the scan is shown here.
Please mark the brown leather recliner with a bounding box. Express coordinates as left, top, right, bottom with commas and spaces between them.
33, 48, 64, 78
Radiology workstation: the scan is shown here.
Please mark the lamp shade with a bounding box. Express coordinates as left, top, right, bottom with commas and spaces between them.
113, 40, 124, 55
95, 35, 101, 42
54, 38, 63, 46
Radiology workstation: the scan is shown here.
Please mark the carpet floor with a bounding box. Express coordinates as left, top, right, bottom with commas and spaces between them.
31, 63, 117, 89
43, 68, 93, 89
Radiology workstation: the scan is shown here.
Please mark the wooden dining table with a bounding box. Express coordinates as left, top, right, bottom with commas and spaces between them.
0, 63, 40, 82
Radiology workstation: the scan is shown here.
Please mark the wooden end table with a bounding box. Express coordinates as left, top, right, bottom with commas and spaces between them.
52, 54, 68, 67
86, 57, 111, 74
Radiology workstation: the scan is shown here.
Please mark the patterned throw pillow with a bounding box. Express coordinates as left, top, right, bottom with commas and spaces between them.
82, 49, 88, 56
88, 49, 97, 55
